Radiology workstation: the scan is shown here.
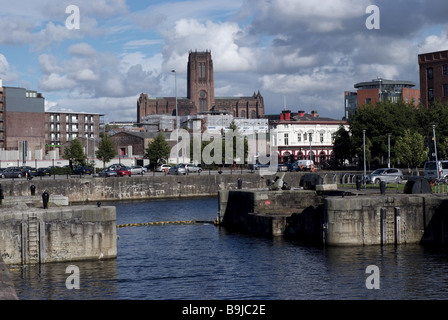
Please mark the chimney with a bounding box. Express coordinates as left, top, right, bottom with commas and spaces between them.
298, 110, 305, 117
282, 109, 291, 121
311, 110, 319, 118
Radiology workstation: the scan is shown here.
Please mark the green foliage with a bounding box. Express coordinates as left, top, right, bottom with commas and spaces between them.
332, 124, 352, 166
96, 134, 116, 167
394, 129, 428, 169
62, 138, 87, 166
145, 133, 171, 169
348, 100, 448, 167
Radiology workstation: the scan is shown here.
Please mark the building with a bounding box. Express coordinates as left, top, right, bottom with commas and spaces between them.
137, 51, 265, 122
345, 78, 420, 119
2, 84, 47, 161
0, 82, 105, 162
271, 110, 349, 165
418, 49, 448, 107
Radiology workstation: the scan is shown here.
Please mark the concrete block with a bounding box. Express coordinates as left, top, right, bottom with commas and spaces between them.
316, 184, 338, 191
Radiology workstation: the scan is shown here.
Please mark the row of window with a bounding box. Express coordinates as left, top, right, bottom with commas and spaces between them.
50, 114, 95, 123
50, 124, 94, 132
427, 65, 448, 80
427, 84, 448, 102
282, 132, 330, 146
50, 133, 94, 141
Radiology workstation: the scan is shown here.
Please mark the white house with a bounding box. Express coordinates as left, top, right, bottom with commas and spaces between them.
271, 110, 349, 165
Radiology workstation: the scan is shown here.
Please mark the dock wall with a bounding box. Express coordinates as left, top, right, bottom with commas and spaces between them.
219, 189, 448, 246
0, 174, 269, 202
0, 205, 117, 265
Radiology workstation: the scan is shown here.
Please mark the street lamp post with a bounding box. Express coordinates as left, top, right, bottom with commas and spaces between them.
171, 70, 179, 165
363, 129, 367, 189
433, 124, 439, 180
387, 133, 391, 168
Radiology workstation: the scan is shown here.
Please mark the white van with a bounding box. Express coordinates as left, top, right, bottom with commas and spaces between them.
296, 160, 315, 171
424, 160, 448, 181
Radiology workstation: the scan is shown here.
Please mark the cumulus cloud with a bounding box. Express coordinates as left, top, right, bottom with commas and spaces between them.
161, 19, 258, 73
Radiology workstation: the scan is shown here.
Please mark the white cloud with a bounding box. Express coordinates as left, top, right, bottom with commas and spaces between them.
39, 73, 76, 91
162, 19, 258, 73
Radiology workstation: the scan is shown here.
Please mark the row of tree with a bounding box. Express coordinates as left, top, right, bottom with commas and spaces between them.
333, 100, 448, 170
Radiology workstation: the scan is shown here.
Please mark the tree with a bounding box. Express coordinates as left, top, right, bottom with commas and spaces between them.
332, 124, 352, 167
395, 129, 428, 170
96, 134, 116, 168
63, 138, 87, 167
145, 133, 170, 169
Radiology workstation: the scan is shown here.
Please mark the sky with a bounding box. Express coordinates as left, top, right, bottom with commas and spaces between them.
0, 0, 448, 123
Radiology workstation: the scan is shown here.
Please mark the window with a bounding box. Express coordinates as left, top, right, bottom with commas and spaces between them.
444, 84, 448, 97
303, 133, 307, 141
199, 99, 207, 113
284, 133, 289, 146
251, 110, 256, 119
309, 133, 313, 142
444, 65, 448, 76
428, 68, 434, 80
297, 134, 302, 142
365, 98, 371, 104
429, 88, 434, 102
241, 110, 246, 118
320, 133, 324, 143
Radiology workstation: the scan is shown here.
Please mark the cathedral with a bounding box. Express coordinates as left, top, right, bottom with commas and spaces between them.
137, 51, 265, 122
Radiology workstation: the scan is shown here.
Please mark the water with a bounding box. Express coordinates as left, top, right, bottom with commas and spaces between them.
8, 197, 448, 300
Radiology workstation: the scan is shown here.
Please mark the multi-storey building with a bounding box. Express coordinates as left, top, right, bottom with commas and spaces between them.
137, 50, 265, 122
344, 78, 420, 119
0, 83, 104, 161
418, 49, 448, 107
271, 110, 349, 165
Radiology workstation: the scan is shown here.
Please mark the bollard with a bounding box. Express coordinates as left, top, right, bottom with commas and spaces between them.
237, 178, 243, 189
97, 201, 101, 207
356, 175, 361, 190
30, 185, 36, 196
42, 191, 49, 209
380, 181, 386, 195
0, 184, 3, 205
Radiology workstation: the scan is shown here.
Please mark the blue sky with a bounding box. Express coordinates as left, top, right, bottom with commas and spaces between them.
0, 0, 448, 122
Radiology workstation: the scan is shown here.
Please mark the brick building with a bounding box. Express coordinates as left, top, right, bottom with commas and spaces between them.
0, 82, 104, 161
137, 51, 265, 122
418, 49, 448, 107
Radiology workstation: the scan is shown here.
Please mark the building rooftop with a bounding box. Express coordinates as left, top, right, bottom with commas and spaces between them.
354, 78, 416, 90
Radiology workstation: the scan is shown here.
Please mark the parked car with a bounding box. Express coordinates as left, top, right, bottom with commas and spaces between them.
115, 166, 132, 176
130, 166, 145, 175
184, 163, 202, 174
277, 163, 288, 172
156, 164, 172, 172
37, 167, 51, 176
424, 160, 448, 181
287, 160, 314, 172
20, 166, 38, 177
99, 169, 118, 177
168, 164, 181, 175
253, 161, 270, 170
366, 168, 404, 184
1, 167, 24, 178
73, 166, 92, 175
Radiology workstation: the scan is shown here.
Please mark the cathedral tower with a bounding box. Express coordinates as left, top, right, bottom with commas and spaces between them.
187, 51, 215, 113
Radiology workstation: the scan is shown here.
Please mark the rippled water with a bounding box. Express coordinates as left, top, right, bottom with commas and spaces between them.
9, 197, 448, 300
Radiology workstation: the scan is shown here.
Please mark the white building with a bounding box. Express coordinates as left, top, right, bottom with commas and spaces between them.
271, 110, 349, 165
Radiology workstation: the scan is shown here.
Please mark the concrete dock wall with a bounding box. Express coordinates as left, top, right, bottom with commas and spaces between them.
0, 173, 270, 202
219, 189, 448, 246
0, 205, 117, 265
